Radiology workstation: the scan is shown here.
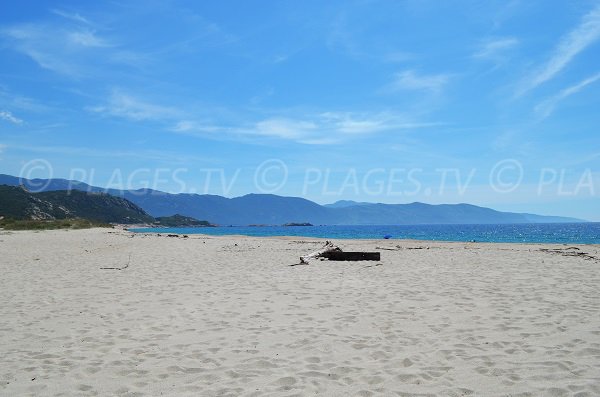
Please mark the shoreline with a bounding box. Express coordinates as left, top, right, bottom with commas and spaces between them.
6, 225, 597, 247
125, 228, 600, 247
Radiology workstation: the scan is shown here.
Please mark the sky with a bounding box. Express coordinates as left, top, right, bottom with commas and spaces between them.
0, 0, 599, 220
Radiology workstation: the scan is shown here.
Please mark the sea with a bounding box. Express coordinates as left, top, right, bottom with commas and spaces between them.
130, 223, 600, 244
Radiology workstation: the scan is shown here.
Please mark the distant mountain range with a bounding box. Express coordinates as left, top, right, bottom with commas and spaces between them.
324, 200, 374, 208
0, 174, 586, 225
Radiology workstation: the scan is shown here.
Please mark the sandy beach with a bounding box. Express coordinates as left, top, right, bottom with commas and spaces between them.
1, 228, 599, 396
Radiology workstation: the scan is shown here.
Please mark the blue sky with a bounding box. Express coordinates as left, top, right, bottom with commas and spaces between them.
0, 0, 599, 220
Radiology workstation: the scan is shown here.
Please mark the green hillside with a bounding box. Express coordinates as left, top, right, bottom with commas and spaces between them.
154, 214, 214, 227
0, 185, 154, 224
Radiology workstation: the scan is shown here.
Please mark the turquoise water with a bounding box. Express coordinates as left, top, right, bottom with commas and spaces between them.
131, 223, 600, 244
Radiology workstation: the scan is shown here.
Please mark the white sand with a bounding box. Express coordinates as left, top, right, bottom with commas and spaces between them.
1, 228, 599, 396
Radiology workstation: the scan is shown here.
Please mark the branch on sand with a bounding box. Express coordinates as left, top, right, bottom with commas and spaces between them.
100, 254, 131, 270
540, 248, 598, 262
293, 241, 342, 265
293, 241, 381, 265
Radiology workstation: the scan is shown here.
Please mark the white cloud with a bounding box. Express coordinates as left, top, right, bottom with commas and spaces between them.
474, 37, 519, 60
243, 118, 327, 144
2, 24, 71, 74
170, 115, 396, 143
517, 4, 600, 96
535, 72, 600, 119
168, 111, 440, 145
254, 118, 318, 140
1, 21, 115, 76
0, 110, 23, 124
51, 9, 91, 25
387, 70, 450, 93
172, 120, 200, 132
171, 120, 224, 134
320, 112, 441, 134
242, 112, 441, 144
90, 91, 180, 121
91, 91, 239, 138
67, 30, 111, 47
90, 91, 439, 145
0, 87, 52, 113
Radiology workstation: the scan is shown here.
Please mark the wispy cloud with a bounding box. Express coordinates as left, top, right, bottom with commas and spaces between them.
89, 91, 181, 121
86, 87, 442, 145
171, 120, 225, 134
473, 37, 519, 61
0, 87, 52, 113
3, 24, 74, 75
535, 72, 600, 119
0, 110, 23, 124
387, 70, 450, 93
489, 0, 517, 26
1, 22, 114, 76
0, 10, 126, 78
517, 4, 600, 96
91, 90, 235, 137
319, 112, 441, 134
51, 9, 92, 25
244, 112, 441, 144
170, 111, 441, 145
67, 30, 111, 47
253, 118, 317, 140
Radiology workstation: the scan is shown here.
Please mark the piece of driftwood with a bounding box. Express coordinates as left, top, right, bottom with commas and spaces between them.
540, 247, 598, 262
363, 263, 383, 268
321, 251, 380, 261
100, 254, 131, 270
296, 241, 381, 265
299, 241, 342, 264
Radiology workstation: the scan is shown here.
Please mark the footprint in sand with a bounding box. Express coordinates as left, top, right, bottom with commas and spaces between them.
272, 376, 297, 387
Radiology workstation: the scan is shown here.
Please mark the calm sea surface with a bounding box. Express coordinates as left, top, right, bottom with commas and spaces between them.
131, 223, 600, 244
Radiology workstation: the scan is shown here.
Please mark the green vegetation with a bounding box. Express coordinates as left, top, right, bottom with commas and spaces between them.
0, 185, 34, 219
155, 214, 214, 227
0, 218, 112, 230
36, 189, 155, 223
0, 185, 154, 224
0, 185, 218, 230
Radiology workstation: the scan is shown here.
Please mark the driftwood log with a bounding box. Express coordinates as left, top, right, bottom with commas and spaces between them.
298, 241, 380, 264
321, 251, 380, 261
299, 241, 342, 264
